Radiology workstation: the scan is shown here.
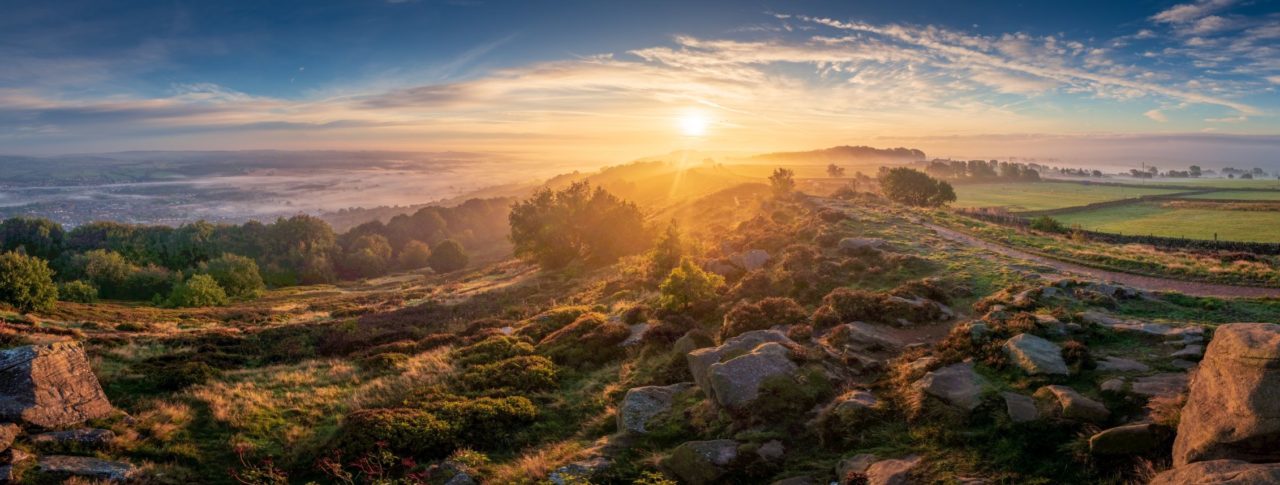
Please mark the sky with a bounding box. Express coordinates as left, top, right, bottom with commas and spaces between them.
2, 0, 1279, 167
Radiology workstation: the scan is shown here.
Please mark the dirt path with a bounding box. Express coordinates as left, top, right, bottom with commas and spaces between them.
922, 222, 1280, 299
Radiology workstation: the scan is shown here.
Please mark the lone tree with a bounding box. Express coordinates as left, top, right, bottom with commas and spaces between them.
509, 181, 648, 270
769, 168, 796, 197
427, 239, 469, 273
878, 167, 956, 207
826, 164, 846, 178
649, 220, 683, 279
0, 251, 57, 313
658, 258, 723, 314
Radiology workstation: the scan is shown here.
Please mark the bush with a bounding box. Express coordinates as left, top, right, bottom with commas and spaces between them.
658, 259, 724, 314
720, 297, 808, 340
79, 249, 136, 296
820, 287, 883, 324
359, 352, 410, 372
514, 306, 592, 341
459, 355, 558, 393
428, 239, 469, 273
509, 181, 649, 269
421, 395, 539, 448
878, 167, 956, 207
398, 240, 432, 270
0, 251, 57, 313
452, 336, 534, 367
769, 168, 796, 197
340, 408, 456, 458
200, 253, 266, 299
538, 313, 630, 366
124, 264, 178, 301
58, 280, 98, 303
167, 274, 228, 308
1030, 216, 1067, 234
650, 221, 683, 279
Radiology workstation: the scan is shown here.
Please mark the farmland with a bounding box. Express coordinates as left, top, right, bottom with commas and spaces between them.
1051, 202, 1280, 242
1183, 190, 1280, 200
951, 181, 1184, 211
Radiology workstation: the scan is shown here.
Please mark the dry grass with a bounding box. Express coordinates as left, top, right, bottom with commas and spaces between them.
485, 439, 587, 484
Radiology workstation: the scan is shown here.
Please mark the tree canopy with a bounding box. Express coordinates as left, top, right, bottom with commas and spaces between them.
509, 181, 649, 270
0, 251, 58, 313
878, 167, 956, 207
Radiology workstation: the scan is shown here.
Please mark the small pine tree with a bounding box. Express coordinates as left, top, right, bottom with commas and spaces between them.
650, 221, 683, 279
658, 258, 724, 314
428, 239, 469, 273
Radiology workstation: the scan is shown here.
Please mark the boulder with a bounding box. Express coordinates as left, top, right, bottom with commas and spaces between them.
1095, 357, 1150, 373
620, 322, 650, 347
37, 455, 136, 482
827, 322, 903, 353
0, 424, 18, 452
1036, 385, 1109, 423
865, 456, 921, 485
1150, 460, 1280, 485
912, 361, 989, 412
756, 440, 785, 462
1089, 423, 1162, 455
662, 439, 739, 485
706, 343, 801, 410
1131, 373, 1188, 398
1001, 392, 1039, 423
835, 453, 878, 485
1173, 323, 1280, 466
1171, 344, 1205, 360
549, 456, 609, 485
617, 383, 693, 434
1100, 378, 1126, 393
0, 342, 113, 428
687, 330, 793, 392
32, 428, 116, 449
1003, 334, 1069, 376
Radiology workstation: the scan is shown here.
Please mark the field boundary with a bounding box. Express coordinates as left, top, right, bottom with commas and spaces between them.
955, 208, 1280, 254
1015, 190, 1211, 217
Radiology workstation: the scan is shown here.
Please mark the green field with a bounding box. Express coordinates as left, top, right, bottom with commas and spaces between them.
1120, 177, 1280, 189
1182, 190, 1280, 200
1053, 203, 1280, 242
952, 181, 1185, 212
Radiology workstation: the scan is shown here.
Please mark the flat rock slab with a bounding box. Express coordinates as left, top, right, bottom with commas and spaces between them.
1095, 357, 1150, 373
33, 428, 116, 448
0, 342, 113, 428
617, 383, 693, 434
38, 455, 136, 482
913, 361, 989, 412
1037, 385, 1109, 423
1089, 423, 1161, 455
1130, 373, 1188, 398
1003, 333, 1068, 376
1001, 392, 1039, 423
707, 343, 800, 411
1151, 460, 1280, 485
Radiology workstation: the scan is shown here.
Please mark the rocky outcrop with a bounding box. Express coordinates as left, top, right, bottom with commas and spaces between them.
32, 428, 115, 449
1150, 460, 1280, 484
1003, 334, 1068, 376
662, 439, 740, 485
37, 455, 136, 482
1173, 323, 1280, 466
912, 361, 989, 412
617, 383, 692, 434
0, 424, 18, 452
0, 342, 113, 428
1035, 385, 1109, 423
1001, 392, 1038, 423
687, 330, 793, 391
706, 343, 800, 411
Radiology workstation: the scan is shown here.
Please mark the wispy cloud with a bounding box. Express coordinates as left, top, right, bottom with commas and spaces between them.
1145, 109, 1168, 122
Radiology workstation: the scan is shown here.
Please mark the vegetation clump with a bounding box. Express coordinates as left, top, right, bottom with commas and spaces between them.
459, 355, 558, 393
0, 251, 58, 313
538, 312, 630, 366
879, 167, 956, 207
166, 274, 229, 307
509, 181, 649, 269
720, 297, 808, 340
427, 239, 469, 273
658, 258, 724, 314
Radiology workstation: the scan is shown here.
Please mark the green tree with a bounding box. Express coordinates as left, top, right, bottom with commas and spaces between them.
650, 220, 683, 279
398, 240, 432, 270
58, 280, 98, 304
0, 251, 57, 313
167, 274, 228, 307
0, 217, 65, 261
658, 258, 724, 313
878, 167, 957, 207
80, 249, 138, 298
509, 181, 649, 269
427, 239, 469, 273
200, 253, 265, 299
769, 168, 796, 197
339, 234, 393, 279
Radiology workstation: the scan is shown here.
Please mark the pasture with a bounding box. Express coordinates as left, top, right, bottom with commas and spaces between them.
1182, 190, 1280, 201
1052, 202, 1280, 243
951, 181, 1184, 212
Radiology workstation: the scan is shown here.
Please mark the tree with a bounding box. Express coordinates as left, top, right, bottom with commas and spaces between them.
200, 253, 265, 299
427, 239, 469, 273
658, 258, 723, 313
649, 221, 683, 279
0, 217, 64, 261
167, 274, 228, 308
878, 167, 957, 207
58, 280, 98, 304
826, 164, 845, 178
509, 181, 648, 269
769, 168, 796, 197
80, 249, 137, 298
0, 251, 57, 313
398, 240, 432, 270
1189, 165, 1202, 177
339, 234, 393, 279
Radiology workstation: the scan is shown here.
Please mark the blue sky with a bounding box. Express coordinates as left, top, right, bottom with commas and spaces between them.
1, 0, 1278, 165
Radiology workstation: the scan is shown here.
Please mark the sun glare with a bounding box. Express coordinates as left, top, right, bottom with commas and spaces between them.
679, 112, 709, 137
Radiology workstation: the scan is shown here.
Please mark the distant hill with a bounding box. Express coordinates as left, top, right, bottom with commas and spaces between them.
744, 145, 926, 165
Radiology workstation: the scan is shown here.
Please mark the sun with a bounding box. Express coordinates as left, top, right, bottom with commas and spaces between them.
679, 112, 709, 136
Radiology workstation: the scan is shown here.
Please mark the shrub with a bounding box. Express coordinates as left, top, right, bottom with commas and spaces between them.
720, 297, 807, 340
428, 239, 469, 273
359, 352, 410, 372
79, 249, 136, 296
538, 313, 630, 366
340, 408, 457, 458
124, 264, 178, 301
769, 168, 796, 197
58, 280, 98, 303
200, 253, 266, 299
398, 240, 432, 270
514, 306, 592, 341
167, 274, 228, 308
509, 181, 649, 269
1030, 216, 1067, 234
821, 287, 883, 323
879, 167, 955, 207
424, 395, 539, 448
658, 258, 724, 314
0, 251, 57, 313
650, 221, 684, 279
459, 355, 558, 393
452, 335, 535, 367
154, 361, 221, 391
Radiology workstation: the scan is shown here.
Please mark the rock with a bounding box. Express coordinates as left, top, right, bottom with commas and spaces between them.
1150, 460, 1280, 485
1036, 385, 1109, 423
3, 448, 31, 465
835, 453, 878, 485
912, 361, 990, 412
621, 322, 650, 347
662, 439, 739, 485
617, 383, 693, 434
828, 322, 904, 353
687, 330, 793, 392
37, 455, 136, 482
1095, 357, 1150, 373
444, 472, 476, 485
1174, 323, 1280, 466
32, 428, 115, 449
0, 342, 113, 428
732, 250, 771, 271
1003, 334, 1069, 376
756, 440, 785, 461
1001, 392, 1039, 423
706, 342, 801, 411
549, 456, 609, 485
967, 322, 990, 343
865, 455, 921, 485
0, 424, 18, 452
1170, 359, 1197, 370
772, 476, 819, 485
1131, 373, 1188, 398
705, 260, 741, 279
838, 238, 887, 252
1100, 378, 1126, 393
1172, 344, 1205, 359
1089, 423, 1162, 455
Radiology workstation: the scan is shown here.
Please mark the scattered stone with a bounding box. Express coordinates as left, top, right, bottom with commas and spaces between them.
687, 330, 793, 391
1036, 385, 1109, 423
1095, 357, 1150, 373
912, 361, 990, 412
617, 383, 693, 434
1130, 373, 1188, 398
1169, 359, 1197, 370
444, 471, 476, 485
756, 440, 785, 462
1089, 423, 1162, 455
620, 322, 650, 347
1100, 378, 1126, 393
1171, 344, 1204, 359
1003, 334, 1069, 376
1173, 323, 1280, 466
829, 322, 903, 353
549, 456, 609, 485
0, 342, 114, 428
865, 455, 921, 485
835, 453, 878, 485
32, 428, 115, 449
1001, 392, 1039, 423
38, 455, 136, 482
662, 439, 739, 485
967, 322, 990, 343
1150, 460, 1280, 485
707, 343, 803, 411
